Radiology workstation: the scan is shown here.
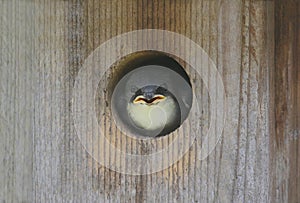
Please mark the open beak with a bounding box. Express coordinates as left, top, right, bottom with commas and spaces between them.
133, 94, 166, 105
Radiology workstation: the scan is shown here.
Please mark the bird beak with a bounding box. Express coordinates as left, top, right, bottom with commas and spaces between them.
133, 94, 166, 104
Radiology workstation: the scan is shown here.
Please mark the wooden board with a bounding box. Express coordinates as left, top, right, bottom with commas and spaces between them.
0, 0, 299, 202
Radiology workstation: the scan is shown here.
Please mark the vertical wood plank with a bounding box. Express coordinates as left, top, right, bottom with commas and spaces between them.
271, 0, 300, 202
0, 0, 35, 202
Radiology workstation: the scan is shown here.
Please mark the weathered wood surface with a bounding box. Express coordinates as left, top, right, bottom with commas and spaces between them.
0, 0, 299, 202
271, 0, 300, 202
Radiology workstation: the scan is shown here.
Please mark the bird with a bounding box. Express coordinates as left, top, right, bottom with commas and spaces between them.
126, 85, 181, 137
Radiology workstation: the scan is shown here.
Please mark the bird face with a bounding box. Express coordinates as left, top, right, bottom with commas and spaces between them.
127, 85, 179, 135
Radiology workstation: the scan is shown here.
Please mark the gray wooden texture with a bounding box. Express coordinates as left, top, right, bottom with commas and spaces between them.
0, 0, 299, 202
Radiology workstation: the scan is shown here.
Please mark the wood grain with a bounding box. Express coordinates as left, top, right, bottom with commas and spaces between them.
270, 0, 300, 202
0, 0, 299, 202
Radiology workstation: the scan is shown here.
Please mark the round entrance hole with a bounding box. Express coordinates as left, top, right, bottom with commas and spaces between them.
107, 51, 193, 138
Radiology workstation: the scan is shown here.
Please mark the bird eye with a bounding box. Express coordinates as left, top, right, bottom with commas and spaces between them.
160, 83, 168, 90
131, 86, 138, 93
